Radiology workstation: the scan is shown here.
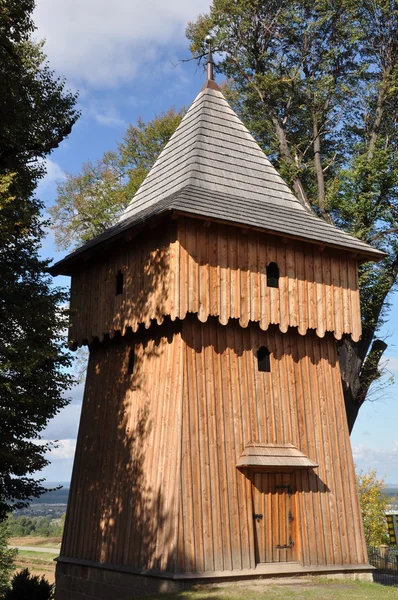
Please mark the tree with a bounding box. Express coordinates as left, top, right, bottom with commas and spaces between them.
0, 521, 16, 595
187, 0, 398, 431
0, 0, 79, 519
49, 108, 185, 249
356, 469, 389, 547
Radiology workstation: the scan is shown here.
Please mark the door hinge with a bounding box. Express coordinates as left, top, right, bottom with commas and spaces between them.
276, 536, 294, 550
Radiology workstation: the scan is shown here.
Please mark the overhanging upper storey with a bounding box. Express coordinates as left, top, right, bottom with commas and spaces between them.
66, 216, 364, 348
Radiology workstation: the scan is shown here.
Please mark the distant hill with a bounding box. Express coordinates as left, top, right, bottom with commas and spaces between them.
14, 483, 70, 517
29, 483, 70, 505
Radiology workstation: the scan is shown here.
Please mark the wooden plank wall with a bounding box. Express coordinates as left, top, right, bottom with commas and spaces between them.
61, 329, 185, 573
176, 317, 367, 572
171, 218, 361, 341
62, 317, 367, 574
68, 218, 361, 347
68, 227, 173, 347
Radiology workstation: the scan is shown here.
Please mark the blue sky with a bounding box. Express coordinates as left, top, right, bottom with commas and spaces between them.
32, 0, 398, 484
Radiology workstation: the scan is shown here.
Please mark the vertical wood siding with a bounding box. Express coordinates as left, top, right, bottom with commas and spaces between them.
68, 228, 173, 347
68, 218, 361, 347
172, 218, 361, 342
62, 317, 367, 574
62, 329, 185, 572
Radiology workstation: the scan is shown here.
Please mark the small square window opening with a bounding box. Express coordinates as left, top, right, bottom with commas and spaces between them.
257, 346, 271, 372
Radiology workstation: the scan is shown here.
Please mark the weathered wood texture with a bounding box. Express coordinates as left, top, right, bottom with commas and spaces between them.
68, 227, 173, 347
62, 327, 184, 572
62, 317, 367, 573
68, 218, 361, 348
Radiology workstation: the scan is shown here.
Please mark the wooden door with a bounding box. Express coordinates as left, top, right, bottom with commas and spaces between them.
251, 472, 296, 563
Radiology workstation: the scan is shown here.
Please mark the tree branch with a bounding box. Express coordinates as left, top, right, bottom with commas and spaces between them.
358, 339, 388, 406
369, 227, 398, 241
313, 112, 334, 223
367, 65, 391, 162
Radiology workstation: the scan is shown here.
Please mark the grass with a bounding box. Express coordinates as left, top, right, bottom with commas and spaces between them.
12, 549, 58, 585
141, 579, 398, 600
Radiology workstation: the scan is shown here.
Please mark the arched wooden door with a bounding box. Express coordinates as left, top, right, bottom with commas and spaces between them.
250, 472, 296, 563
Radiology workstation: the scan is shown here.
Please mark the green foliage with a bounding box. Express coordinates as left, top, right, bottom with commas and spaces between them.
6, 515, 64, 538
187, 0, 398, 428
0, 522, 16, 595
49, 108, 185, 249
0, 0, 79, 197
4, 569, 53, 600
357, 469, 389, 547
0, 0, 78, 519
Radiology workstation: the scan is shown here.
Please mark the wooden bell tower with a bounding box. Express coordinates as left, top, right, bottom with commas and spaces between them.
51, 58, 383, 599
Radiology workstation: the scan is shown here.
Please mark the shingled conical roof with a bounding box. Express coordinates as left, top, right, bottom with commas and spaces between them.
115, 80, 382, 259
120, 81, 307, 223
51, 76, 384, 274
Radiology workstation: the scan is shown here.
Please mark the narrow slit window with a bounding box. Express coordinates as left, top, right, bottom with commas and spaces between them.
266, 262, 279, 288
257, 346, 270, 373
128, 347, 135, 375
116, 270, 124, 295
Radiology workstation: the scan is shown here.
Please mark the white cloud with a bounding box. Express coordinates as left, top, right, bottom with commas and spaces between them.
36, 158, 66, 191
47, 439, 77, 460
84, 103, 126, 128
34, 438, 77, 461
352, 443, 398, 481
33, 0, 211, 88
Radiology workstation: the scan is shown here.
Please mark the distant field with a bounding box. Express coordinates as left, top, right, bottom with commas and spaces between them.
13, 549, 58, 585
10, 536, 62, 548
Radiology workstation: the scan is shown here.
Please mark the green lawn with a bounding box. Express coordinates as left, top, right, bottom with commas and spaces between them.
142, 579, 398, 600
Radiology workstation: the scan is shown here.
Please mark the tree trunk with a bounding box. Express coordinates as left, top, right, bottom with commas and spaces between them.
367, 66, 391, 162
337, 337, 388, 434
337, 338, 363, 433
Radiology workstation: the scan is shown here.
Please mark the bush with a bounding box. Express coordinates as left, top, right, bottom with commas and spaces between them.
4, 569, 53, 600
357, 468, 389, 547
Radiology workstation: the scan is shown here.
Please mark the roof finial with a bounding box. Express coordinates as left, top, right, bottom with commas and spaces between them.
205, 35, 215, 81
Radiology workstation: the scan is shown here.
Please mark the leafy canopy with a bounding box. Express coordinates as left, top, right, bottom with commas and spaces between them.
0, 0, 79, 519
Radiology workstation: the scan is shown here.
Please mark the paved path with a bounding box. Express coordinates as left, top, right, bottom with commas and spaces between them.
9, 545, 59, 553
